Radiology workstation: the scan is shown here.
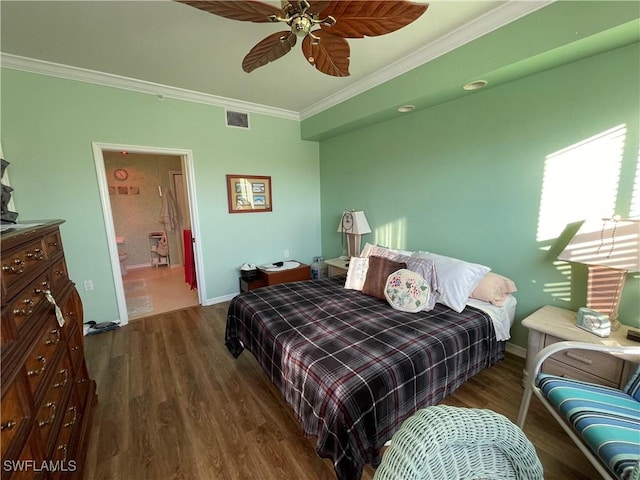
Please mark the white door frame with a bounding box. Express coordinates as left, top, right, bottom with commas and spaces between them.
91, 142, 206, 325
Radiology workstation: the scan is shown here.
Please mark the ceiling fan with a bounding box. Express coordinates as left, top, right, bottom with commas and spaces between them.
176, 1, 429, 77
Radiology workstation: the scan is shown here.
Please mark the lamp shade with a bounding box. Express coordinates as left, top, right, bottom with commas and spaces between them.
558, 218, 640, 272
337, 211, 371, 234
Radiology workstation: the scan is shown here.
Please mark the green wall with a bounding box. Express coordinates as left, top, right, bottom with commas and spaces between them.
1, 70, 320, 323
319, 43, 640, 349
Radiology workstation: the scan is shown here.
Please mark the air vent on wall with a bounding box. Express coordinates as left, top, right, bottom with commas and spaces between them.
226, 110, 250, 129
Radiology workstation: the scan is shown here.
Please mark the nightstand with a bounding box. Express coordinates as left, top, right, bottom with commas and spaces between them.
324, 257, 350, 277
521, 305, 638, 388
239, 261, 310, 292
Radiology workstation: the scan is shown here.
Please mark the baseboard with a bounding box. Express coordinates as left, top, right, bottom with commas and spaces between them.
506, 342, 526, 358
203, 293, 238, 306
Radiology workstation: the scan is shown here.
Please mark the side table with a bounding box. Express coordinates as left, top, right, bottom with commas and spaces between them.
325, 257, 350, 277
521, 305, 638, 388
240, 261, 310, 292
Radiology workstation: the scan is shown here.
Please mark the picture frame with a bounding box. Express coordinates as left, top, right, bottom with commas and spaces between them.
226, 174, 272, 213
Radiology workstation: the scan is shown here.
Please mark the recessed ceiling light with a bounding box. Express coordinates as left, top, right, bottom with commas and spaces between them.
463, 80, 488, 91
397, 105, 415, 113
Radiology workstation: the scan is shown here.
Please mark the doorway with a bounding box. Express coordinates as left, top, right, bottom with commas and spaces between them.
92, 143, 205, 325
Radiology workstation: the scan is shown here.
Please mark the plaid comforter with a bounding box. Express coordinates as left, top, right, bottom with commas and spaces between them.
226, 276, 505, 480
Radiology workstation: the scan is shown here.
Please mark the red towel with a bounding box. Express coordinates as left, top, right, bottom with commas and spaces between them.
183, 229, 197, 290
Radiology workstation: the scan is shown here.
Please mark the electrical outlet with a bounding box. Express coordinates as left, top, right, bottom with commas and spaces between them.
284, 250, 290, 259
83, 280, 94, 291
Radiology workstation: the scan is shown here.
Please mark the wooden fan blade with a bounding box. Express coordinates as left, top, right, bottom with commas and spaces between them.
176, 1, 282, 23
307, 1, 332, 14
319, 1, 428, 38
302, 31, 350, 77
243, 31, 297, 73
283, 1, 331, 15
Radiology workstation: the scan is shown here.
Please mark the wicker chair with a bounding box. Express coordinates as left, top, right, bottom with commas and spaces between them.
374, 405, 543, 480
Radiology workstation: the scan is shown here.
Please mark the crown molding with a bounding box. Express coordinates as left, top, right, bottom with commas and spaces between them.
299, 0, 554, 120
1, 1, 552, 122
0, 53, 300, 121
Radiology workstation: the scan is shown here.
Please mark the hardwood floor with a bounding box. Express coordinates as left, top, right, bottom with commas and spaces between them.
83, 303, 600, 480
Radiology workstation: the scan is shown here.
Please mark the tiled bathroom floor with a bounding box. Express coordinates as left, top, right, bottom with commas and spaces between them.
123, 266, 199, 320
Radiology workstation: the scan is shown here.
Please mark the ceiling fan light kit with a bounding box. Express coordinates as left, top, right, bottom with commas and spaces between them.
177, 1, 428, 77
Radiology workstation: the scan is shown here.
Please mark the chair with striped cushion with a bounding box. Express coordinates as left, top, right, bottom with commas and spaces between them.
517, 341, 640, 480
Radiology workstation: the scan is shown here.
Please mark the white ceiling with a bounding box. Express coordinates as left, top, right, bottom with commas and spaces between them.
1, 0, 551, 116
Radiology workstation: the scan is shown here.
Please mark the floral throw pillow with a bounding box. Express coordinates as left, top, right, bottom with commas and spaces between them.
384, 269, 431, 313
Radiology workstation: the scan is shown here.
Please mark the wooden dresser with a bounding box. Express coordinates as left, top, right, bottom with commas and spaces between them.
1, 220, 96, 479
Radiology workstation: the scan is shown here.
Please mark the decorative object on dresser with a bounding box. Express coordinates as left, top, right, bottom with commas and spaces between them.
1, 220, 97, 479
520, 305, 638, 389
557, 216, 640, 331
337, 210, 371, 258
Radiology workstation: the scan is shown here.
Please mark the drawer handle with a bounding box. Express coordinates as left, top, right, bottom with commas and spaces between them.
38, 402, 56, 427
565, 351, 593, 365
55, 270, 66, 277
2, 259, 25, 274
1, 420, 17, 431
26, 249, 44, 261
13, 308, 33, 316
71, 345, 81, 352
57, 443, 68, 462
45, 329, 61, 345
34, 282, 51, 295
48, 241, 58, 247
53, 368, 69, 388
27, 355, 46, 376
63, 406, 78, 427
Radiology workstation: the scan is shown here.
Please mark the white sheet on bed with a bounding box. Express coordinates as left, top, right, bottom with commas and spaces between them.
466, 294, 516, 342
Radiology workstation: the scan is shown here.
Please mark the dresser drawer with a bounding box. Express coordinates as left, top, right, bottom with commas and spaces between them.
50, 258, 69, 295
45, 230, 64, 259
67, 326, 84, 372
542, 358, 619, 388
1, 379, 31, 459
1, 238, 48, 304
8, 272, 51, 333
36, 353, 73, 453
24, 317, 65, 400
544, 334, 624, 383
5, 425, 46, 480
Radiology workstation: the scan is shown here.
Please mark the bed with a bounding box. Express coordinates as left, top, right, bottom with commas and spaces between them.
226, 274, 513, 480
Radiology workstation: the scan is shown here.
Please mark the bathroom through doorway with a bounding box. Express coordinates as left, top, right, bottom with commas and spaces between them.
93, 143, 204, 324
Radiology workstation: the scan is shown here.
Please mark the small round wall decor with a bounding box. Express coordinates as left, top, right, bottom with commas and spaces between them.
114, 168, 129, 181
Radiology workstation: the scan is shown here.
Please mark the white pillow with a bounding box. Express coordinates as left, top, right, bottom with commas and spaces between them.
412, 251, 490, 313
344, 256, 369, 291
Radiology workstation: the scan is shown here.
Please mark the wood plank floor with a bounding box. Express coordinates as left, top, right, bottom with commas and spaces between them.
82, 303, 601, 480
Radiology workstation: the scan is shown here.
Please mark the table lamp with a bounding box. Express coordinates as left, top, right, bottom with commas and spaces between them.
557, 216, 640, 331
337, 210, 371, 258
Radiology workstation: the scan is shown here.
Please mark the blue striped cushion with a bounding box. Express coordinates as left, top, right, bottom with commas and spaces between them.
537, 374, 640, 480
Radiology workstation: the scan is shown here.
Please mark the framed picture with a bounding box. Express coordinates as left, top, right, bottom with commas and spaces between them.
226, 174, 272, 213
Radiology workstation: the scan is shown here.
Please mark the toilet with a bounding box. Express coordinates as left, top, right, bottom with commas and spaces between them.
116, 236, 129, 276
